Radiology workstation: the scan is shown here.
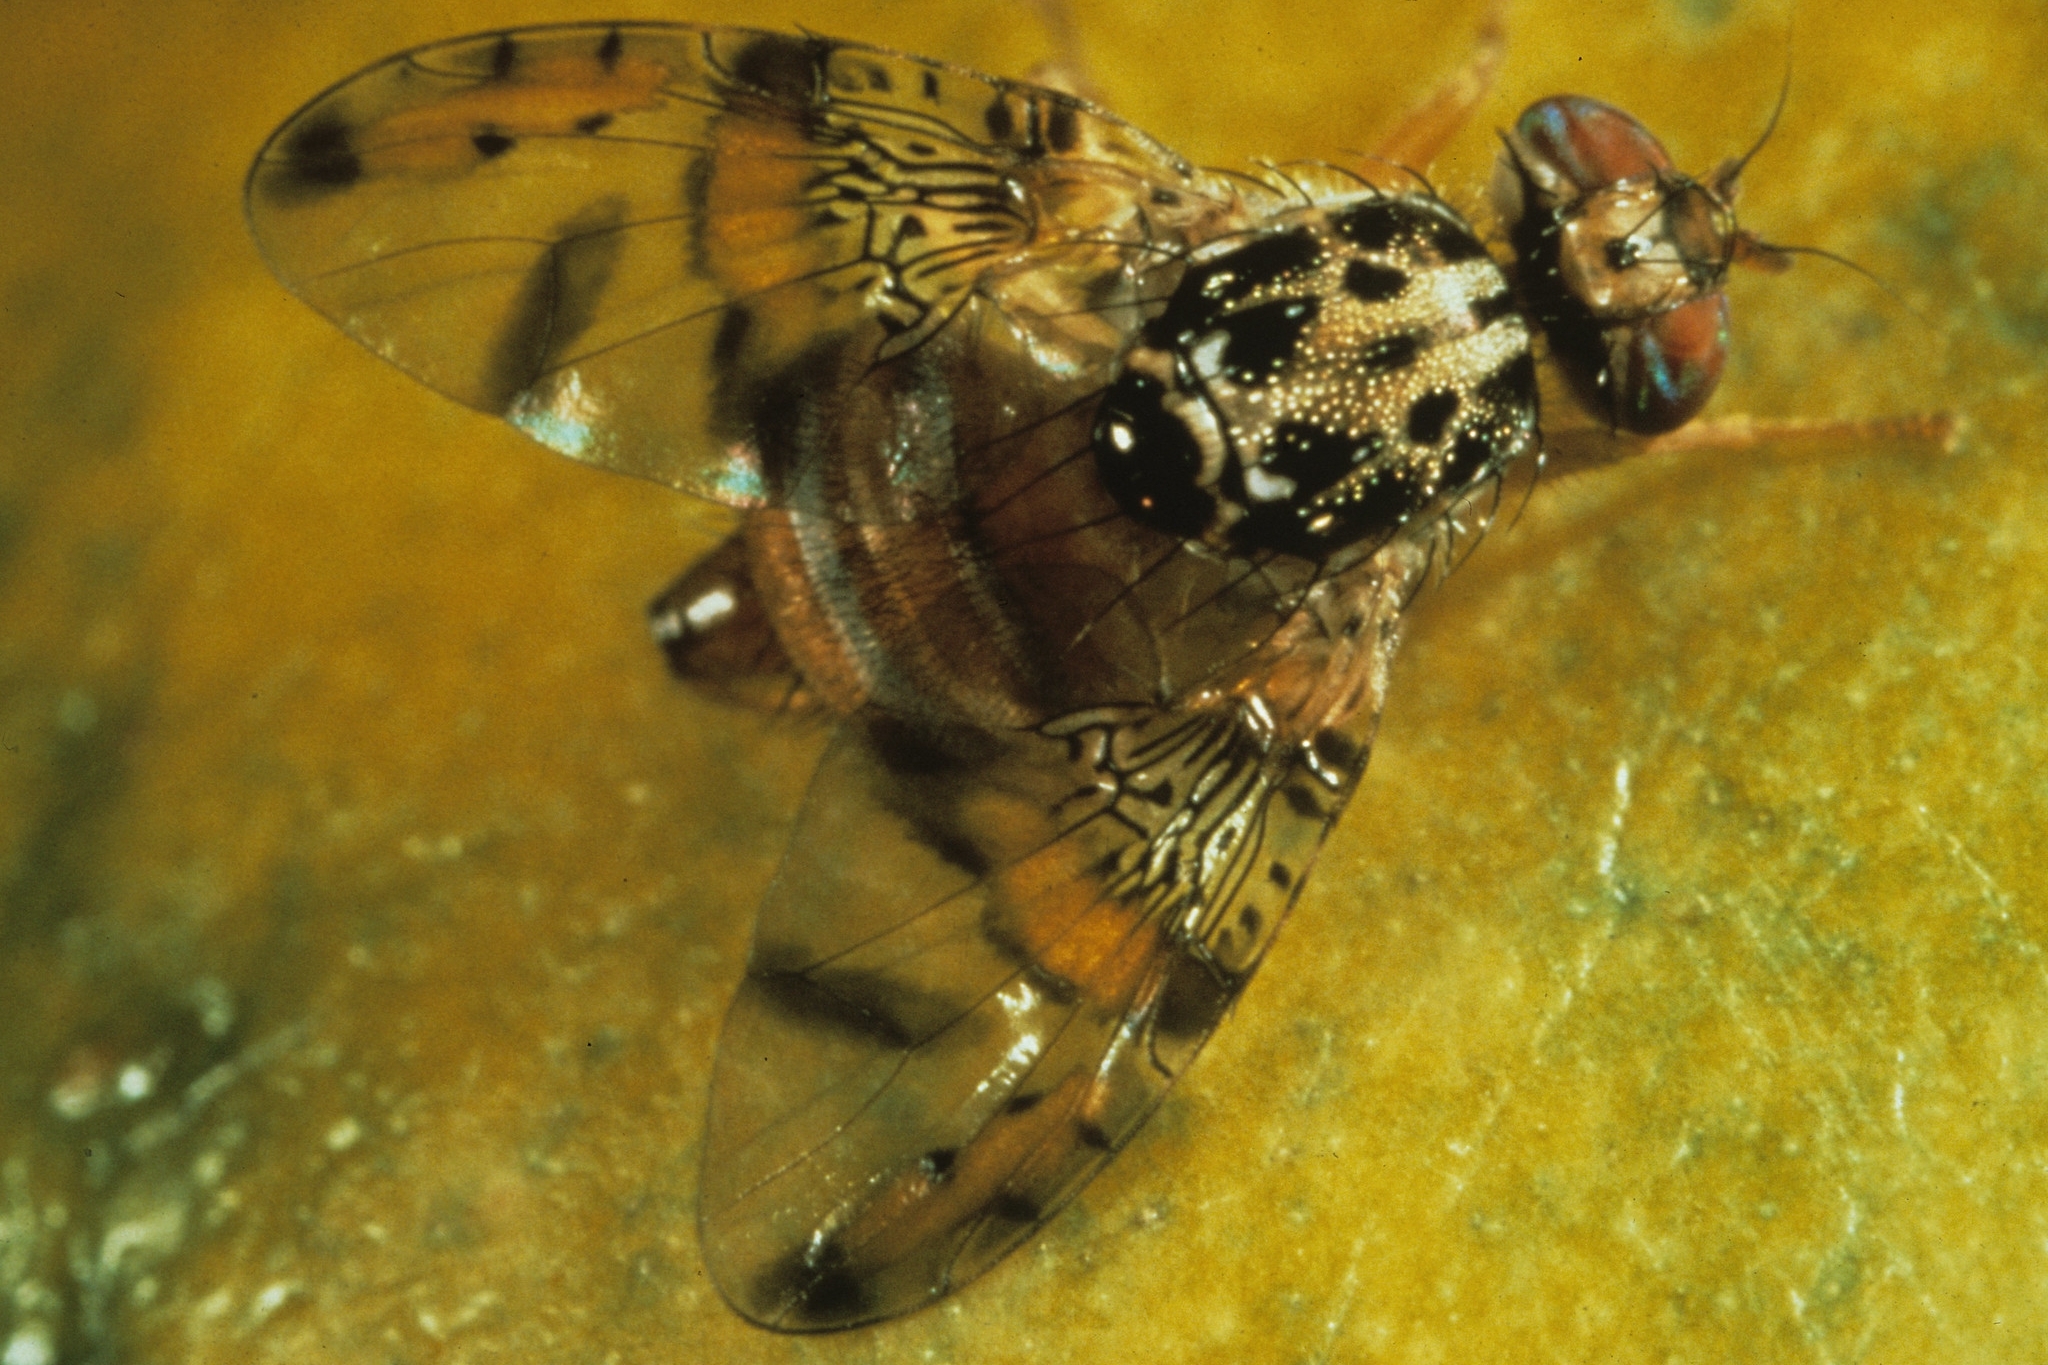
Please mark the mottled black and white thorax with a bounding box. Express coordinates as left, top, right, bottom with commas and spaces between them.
1093, 191, 1539, 560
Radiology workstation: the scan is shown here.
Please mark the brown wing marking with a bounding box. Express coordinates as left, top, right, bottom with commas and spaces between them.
700, 606, 1395, 1328
246, 23, 1236, 509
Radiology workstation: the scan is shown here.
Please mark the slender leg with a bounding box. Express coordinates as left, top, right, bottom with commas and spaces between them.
1538, 410, 1959, 482
1023, 0, 1107, 104
1030, 0, 1502, 172
1368, 1, 1508, 172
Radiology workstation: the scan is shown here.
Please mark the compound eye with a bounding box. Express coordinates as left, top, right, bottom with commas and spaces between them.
1501, 95, 1677, 205
1610, 291, 1730, 433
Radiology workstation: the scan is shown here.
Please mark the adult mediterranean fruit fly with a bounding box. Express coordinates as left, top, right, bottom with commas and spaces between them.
247, 20, 1919, 1329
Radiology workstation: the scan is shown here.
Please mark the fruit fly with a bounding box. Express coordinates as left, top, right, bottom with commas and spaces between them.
246, 18, 1921, 1330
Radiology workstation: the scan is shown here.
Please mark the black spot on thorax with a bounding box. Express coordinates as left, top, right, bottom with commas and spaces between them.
1262, 424, 1374, 501
1406, 388, 1460, 445
1446, 430, 1498, 487
1216, 298, 1319, 386
1432, 220, 1489, 262
1344, 259, 1408, 303
1184, 229, 1320, 310
1332, 200, 1405, 251
1477, 352, 1538, 414
1092, 370, 1219, 539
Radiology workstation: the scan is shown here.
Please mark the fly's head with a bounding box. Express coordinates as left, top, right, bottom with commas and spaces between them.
1491, 94, 1782, 434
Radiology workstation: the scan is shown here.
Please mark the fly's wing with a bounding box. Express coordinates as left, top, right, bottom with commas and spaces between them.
246, 23, 1238, 512
700, 558, 1418, 1330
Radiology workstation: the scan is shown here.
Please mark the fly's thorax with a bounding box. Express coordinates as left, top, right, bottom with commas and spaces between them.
1493, 95, 1741, 434
1091, 193, 1539, 561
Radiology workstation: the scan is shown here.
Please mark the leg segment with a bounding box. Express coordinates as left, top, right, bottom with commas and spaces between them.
1540, 411, 1959, 482
1368, 1, 1508, 173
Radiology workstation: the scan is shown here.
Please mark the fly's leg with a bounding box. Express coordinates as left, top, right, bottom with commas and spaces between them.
1030, 0, 1501, 175
1540, 411, 1960, 481
1367, 1, 1508, 174
1024, 0, 1107, 104
1292, 1, 1508, 192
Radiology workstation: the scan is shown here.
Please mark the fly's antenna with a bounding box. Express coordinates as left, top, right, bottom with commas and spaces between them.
1740, 238, 1932, 324
1713, 22, 1795, 196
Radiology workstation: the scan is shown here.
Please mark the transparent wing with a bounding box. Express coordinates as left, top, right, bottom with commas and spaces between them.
245, 22, 1239, 510
700, 551, 1419, 1330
